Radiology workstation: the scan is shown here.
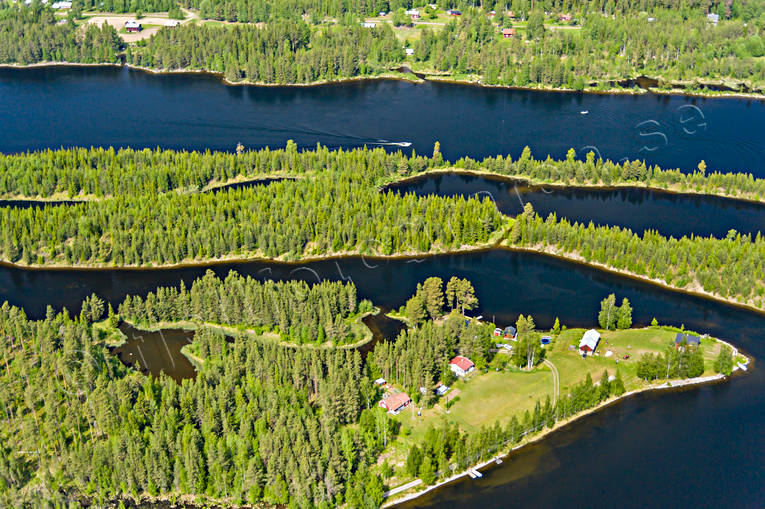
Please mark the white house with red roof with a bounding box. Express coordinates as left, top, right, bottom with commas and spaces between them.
379, 392, 411, 414
450, 355, 475, 377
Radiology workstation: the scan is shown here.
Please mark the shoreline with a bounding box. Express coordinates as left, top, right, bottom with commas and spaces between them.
383, 167, 765, 206
2, 238, 764, 317
2, 61, 764, 100
385, 359, 747, 507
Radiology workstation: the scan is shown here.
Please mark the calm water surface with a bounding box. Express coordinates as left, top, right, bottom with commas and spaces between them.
1, 67, 764, 507
1, 66, 764, 176
389, 173, 765, 238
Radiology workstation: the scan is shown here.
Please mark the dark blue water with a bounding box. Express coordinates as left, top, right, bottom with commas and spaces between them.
389, 173, 765, 238
1, 66, 764, 176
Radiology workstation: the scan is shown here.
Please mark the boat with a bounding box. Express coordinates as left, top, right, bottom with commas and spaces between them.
495, 458, 503, 465
580, 110, 589, 114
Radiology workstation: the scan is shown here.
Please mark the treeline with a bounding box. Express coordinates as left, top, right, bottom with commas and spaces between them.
0, 163, 502, 265
636, 342, 704, 380
4, 145, 765, 204
368, 317, 493, 399
411, 10, 765, 90
127, 20, 404, 83
0, 4, 121, 65
0, 296, 398, 507
119, 270, 371, 345
404, 369, 626, 485
511, 207, 765, 309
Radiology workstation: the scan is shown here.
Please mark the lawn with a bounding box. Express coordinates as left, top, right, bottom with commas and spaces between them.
547, 327, 723, 392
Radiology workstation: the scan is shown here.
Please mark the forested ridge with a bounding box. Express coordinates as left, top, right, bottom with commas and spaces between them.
2, 1, 765, 90
119, 270, 374, 346
3, 145, 765, 201
1, 144, 765, 311
508, 205, 765, 309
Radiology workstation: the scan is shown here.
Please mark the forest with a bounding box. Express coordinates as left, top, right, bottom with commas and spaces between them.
509, 204, 765, 309
1, 144, 765, 311
118, 270, 374, 346
2, 145, 764, 204
0, 3, 120, 65
2, 1, 765, 89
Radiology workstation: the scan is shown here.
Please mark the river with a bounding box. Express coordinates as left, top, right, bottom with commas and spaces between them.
388, 172, 765, 239
0, 67, 764, 507
1, 66, 765, 176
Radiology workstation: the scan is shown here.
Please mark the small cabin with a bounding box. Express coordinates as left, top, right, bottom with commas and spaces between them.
435, 382, 450, 396
447, 9, 462, 16
504, 326, 517, 341
502, 28, 516, 38
361, 21, 377, 28
125, 20, 142, 33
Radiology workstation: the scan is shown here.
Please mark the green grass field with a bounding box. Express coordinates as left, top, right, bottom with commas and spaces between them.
381, 325, 726, 486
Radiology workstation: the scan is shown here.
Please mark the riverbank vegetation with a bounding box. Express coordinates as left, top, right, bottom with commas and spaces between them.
2, 144, 765, 312
2, 1, 765, 93
507, 205, 765, 310
3, 145, 764, 204
0, 276, 740, 507
117, 270, 374, 346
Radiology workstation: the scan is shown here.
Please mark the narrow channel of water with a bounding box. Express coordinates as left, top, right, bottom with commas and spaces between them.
388, 173, 765, 238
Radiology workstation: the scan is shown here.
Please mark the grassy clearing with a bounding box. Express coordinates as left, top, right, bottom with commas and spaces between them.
379, 325, 727, 486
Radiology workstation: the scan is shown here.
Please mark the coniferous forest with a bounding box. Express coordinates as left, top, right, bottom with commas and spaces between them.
2, 1, 765, 90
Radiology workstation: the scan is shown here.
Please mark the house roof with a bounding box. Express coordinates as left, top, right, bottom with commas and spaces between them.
382, 392, 410, 410
502, 28, 516, 35
579, 329, 600, 350
675, 333, 700, 345
504, 326, 516, 335
450, 355, 475, 371
125, 20, 141, 28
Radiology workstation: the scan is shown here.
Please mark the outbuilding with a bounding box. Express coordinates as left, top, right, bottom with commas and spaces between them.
579, 329, 601, 356
125, 20, 142, 33
504, 326, 517, 341
450, 355, 475, 377
502, 28, 516, 38
379, 392, 411, 414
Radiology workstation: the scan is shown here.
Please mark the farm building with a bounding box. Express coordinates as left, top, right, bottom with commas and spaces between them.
379, 392, 411, 414
579, 329, 601, 356
450, 355, 475, 377
124, 20, 142, 33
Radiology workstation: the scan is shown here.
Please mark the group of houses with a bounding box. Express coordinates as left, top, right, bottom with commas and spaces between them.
375, 354, 474, 414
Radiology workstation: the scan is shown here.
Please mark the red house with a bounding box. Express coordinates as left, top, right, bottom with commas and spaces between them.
379, 392, 411, 414
502, 28, 516, 38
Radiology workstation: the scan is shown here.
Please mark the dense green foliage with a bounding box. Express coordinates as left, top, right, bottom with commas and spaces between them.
636, 342, 705, 379
511, 207, 765, 308
0, 148, 501, 265
3, 1, 765, 89
410, 9, 765, 90
126, 20, 404, 83
119, 270, 372, 345
4, 145, 764, 203
0, 4, 121, 64
0, 296, 396, 507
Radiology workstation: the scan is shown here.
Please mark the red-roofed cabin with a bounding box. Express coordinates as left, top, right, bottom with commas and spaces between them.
379, 392, 411, 414
502, 28, 516, 38
450, 355, 475, 377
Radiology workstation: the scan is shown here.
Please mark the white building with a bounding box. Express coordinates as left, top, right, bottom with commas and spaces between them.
51, 1, 72, 8
449, 356, 475, 377
579, 329, 601, 356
